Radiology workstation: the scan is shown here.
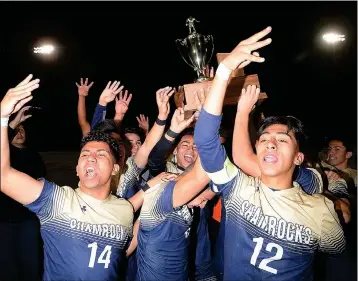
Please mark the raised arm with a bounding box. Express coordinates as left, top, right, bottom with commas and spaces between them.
234, 86, 326, 195
134, 87, 175, 168
172, 156, 210, 208
232, 85, 262, 176
114, 89, 132, 126
116, 87, 175, 197
136, 114, 149, 136
90, 80, 124, 130
147, 135, 175, 177
76, 78, 94, 136
128, 172, 178, 212
148, 107, 195, 176
8, 105, 32, 140
203, 27, 271, 116
1, 75, 44, 205
186, 28, 271, 203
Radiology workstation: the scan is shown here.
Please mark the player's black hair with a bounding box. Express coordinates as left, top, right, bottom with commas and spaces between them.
124, 127, 145, 143
80, 131, 121, 162
326, 136, 354, 152
124, 127, 141, 136
179, 127, 194, 139
257, 116, 307, 149
92, 119, 119, 135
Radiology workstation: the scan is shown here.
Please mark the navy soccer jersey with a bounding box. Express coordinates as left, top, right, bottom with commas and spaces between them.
194, 109, 346, 281
116, 156, 144, 199
136, 181, 193, 281
210, 162, 345, 281
26, 179, 134, 281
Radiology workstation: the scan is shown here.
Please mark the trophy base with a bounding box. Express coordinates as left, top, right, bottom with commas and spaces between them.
181, 74, 268, 114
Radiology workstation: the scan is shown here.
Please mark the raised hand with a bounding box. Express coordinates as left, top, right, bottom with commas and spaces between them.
115, 89, 132, 116
99, 81, 124, 106
174, 86, 185, 108
237, 85, 260, 115
203, 65, 215, 79
76, 78, 94, 97
136, 114, 149, 133
223, 26, 272, 71
170, 108, 195, 134
156, 87, 174, 120
9, 106, 32, 128
1, 74, 40, 118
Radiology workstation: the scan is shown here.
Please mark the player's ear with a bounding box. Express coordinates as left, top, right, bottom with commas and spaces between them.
112, 164, 119, 175
294, 152, 304, 166
346, 151, 353, 159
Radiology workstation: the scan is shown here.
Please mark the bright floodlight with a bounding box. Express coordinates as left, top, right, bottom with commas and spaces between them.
322, 33, 345, 44
34, 45, 55, 54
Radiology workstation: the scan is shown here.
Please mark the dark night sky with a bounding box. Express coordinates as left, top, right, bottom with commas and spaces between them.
0, 2, 356, 152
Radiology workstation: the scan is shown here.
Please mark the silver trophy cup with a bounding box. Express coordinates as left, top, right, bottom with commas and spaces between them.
176, 17, 214, 82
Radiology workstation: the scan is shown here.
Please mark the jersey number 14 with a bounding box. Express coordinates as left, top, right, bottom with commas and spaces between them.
88, 242, 112, 269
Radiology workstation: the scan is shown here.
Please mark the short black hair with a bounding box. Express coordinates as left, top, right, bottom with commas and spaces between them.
257, 116, 307, 149
80, 131, 121, 162
176, 127, 194, 145
124, 127, 141, 136
327, 136, 354, 152
124, 126, 146, 143
92, 119, 119, 135
181, 127, 194, 137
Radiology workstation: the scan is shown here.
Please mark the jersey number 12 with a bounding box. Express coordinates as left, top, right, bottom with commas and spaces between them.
250, 237, 283, 274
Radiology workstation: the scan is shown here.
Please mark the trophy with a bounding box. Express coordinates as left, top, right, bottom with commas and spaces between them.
175, 18, 267, 117
176, 17, 214, 82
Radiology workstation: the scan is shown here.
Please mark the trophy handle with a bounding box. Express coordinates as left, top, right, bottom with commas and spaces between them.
175, 38, 196, 70
204, 35, 214, 65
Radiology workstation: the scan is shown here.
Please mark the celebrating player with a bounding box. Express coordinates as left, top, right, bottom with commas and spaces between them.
1, 75, 134, 280
194, 27, 346, 281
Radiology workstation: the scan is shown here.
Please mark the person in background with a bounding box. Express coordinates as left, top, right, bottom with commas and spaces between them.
124, 127, 143, 157
0, 104, 46, 281
325, 137, 357, 188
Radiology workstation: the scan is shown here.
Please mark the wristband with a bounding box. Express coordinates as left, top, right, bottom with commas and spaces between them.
1, 117, 9, 127
216, 63, 232, 81
155, 118, 166, 126
142, 183, 151, 192
166, 128, 179, 138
